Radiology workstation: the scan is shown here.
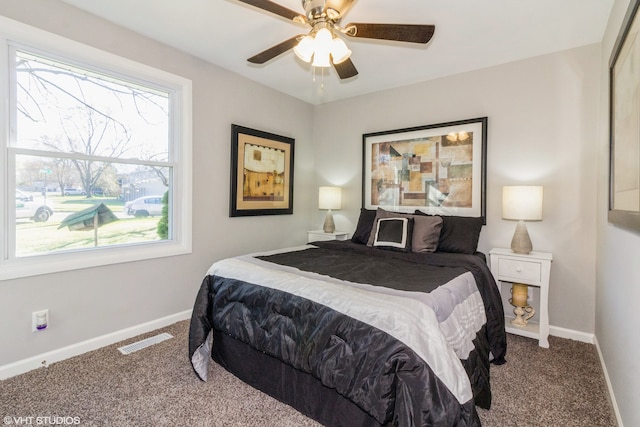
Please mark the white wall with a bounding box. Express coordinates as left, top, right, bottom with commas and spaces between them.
597, 0, 640, 425
0, 0, 314, 368
313, 44, 601, 336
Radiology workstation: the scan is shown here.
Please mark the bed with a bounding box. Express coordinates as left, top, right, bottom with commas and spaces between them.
189, 209, 506, 426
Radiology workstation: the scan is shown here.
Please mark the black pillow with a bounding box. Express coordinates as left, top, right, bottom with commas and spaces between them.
414, 211, 484, 254
351, 208, 377, 244
372, 217, 413, 252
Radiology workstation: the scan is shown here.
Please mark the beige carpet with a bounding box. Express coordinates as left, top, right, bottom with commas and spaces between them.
0, 320, 617, 426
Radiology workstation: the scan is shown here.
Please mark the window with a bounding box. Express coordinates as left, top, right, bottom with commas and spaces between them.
1, 18, 192, 280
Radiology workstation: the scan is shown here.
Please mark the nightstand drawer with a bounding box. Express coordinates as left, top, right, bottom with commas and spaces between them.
498, 258, 541, 283
309, 233, 338, 242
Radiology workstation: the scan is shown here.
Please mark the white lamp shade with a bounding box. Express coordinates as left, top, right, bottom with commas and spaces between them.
294, 35, 315, 63
319, 186, 342, 210
314, 28, 332, 49
330, 37, 351, 64
502, 186, 543, 221
312, 50, 331, 67
312, 28, 332, 68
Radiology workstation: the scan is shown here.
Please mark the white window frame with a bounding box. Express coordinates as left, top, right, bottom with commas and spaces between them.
0, 16, 192, 281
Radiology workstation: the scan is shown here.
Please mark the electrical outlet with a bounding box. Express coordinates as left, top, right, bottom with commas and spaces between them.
32, 310, 49, 332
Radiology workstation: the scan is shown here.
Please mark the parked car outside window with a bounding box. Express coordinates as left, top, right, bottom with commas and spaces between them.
16, 189, 54, 222
63, 188, 86, 196
124, 196, 163, 217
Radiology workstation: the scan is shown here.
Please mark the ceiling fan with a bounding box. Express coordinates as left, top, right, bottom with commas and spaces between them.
237, 0, 435, 79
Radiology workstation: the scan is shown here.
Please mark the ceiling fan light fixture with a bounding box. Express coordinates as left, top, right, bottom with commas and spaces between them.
330, 37, 351, 64
311, 28, 332, 67
314, 28, 333, 50
294, 35, 315, 63
311, 49, 331, 67
239, 0, 435, 81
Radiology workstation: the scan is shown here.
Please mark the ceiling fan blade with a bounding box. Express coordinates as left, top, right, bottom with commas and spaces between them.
247, 36, 301, 64
345, 23, 435, 44
236, 0, 305, 22
333, 58, 358, 79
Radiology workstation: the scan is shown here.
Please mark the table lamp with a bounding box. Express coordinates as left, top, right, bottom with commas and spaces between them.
509, 282, 536, 327
319, 186, 341, 233
502, 186, 543, 254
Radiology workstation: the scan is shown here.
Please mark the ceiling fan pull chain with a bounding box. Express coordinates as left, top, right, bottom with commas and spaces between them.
311, 67, 325, 91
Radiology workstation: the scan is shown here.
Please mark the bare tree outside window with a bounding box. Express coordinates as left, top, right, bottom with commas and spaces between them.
11, 48, 173, 256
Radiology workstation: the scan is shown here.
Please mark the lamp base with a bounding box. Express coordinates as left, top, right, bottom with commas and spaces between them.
323, 210, 335, 233
511, 305, 536, 328
510, 283, 536, 328
511, 220, 533, 254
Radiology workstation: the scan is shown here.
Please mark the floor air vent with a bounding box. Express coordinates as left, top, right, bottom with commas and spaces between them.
118, 332, 173, 355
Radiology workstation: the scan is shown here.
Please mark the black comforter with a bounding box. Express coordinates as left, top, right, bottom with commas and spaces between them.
259, 240, 506, 364
189, 241, 506, 426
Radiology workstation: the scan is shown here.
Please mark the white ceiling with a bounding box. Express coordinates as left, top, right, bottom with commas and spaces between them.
60, 0, 613, 105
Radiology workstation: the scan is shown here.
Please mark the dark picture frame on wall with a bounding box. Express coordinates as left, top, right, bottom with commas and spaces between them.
362, 117, 487, 223
230, 124, 294, 217
609, 0, 640, 232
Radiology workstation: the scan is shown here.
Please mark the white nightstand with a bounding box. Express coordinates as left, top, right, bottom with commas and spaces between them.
489, 248, 553, 348
307, 230, 349, 243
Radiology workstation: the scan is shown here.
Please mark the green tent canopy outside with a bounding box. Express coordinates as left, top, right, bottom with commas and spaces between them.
58, 203, 118, 246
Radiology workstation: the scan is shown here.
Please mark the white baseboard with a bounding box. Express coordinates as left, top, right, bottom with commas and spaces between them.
594, 336, 624, 427
549, 324, 594, 343
547, 327, 623, 426
0, 310, 192, 380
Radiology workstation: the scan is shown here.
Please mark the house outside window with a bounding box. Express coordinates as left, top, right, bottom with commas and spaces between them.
0, 18, 192, 280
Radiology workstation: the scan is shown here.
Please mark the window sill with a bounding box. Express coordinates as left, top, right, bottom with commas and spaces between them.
0, 239, 191, 281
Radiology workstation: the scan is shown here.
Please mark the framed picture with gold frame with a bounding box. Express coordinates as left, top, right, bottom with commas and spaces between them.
609, 0, 640, 232
230, 124, 294, 217
362, 117, 487, 222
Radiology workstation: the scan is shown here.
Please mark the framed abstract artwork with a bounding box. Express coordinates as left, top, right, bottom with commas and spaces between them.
363, 117, 487, 222
230, 124, 294, 217
609, 0, 640, 232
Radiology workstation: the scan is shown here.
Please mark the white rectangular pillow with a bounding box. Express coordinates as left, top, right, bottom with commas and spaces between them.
372, 217, 411, 251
